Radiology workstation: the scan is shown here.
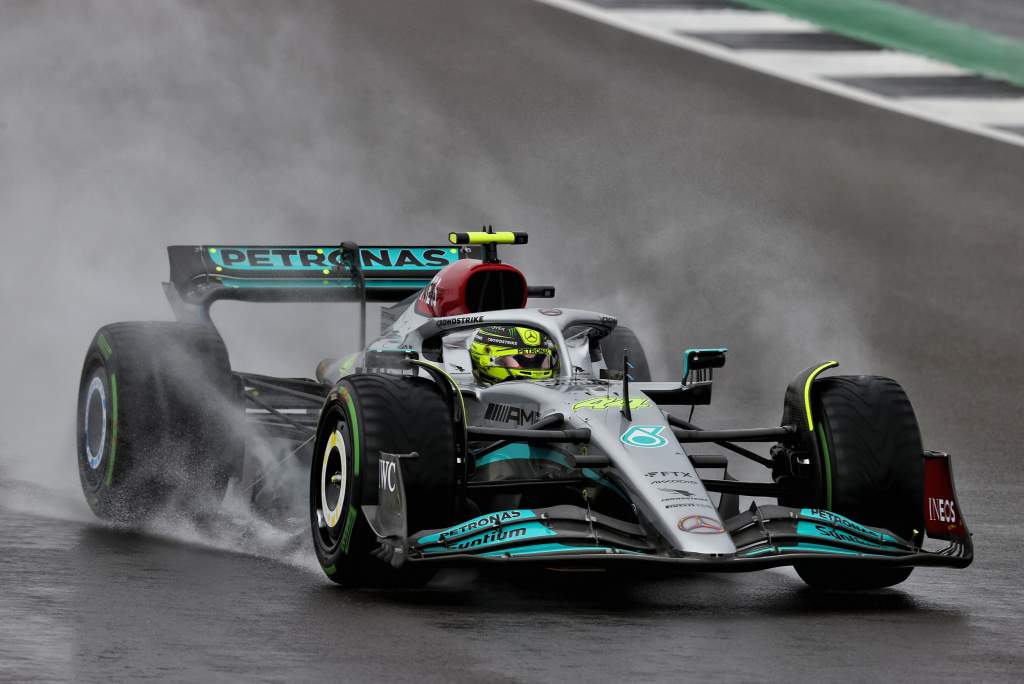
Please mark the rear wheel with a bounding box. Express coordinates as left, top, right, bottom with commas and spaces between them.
76, 322, 244, 522
310, 374, 458, 587
600, 325, 651, 381
788, 375, 924, 590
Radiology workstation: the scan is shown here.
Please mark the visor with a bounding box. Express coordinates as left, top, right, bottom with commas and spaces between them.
495, 349, 553, 370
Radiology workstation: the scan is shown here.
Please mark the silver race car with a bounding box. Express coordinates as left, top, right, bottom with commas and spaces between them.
76, 231, 971, 590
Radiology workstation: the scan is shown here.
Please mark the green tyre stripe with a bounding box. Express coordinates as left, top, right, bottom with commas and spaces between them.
97, 334, 113, 360
104, 373, 118, 488
338, 386, 360, 554
815, 421, 833, 510
340, 387, 360, 477
339, 505, 357, 554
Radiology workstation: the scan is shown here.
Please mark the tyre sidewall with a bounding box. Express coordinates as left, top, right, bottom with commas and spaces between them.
814, 376, 924, 541
76, 323, 242, 522
77, 350, 115, 514
309, 386, 374, 585
794, 376, 925, 590
308, 376, 458, 587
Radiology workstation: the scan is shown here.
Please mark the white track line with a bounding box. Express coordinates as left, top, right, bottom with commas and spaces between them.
901, 98, 1024, 126
614, 9, 819, 33
737, 50, 968, 78
538, 0, 1024, 149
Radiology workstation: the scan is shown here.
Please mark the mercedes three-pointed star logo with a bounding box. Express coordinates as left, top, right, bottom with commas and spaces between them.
678, 515, 725, 534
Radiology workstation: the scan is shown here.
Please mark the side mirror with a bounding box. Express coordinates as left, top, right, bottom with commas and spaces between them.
683, 348, 727, 385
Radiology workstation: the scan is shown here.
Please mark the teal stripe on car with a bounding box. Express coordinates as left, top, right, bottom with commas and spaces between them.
421, 521, 555, 555
798, 508, 899, 544
478, 543, 643, 558
475, 445, 628, 500
794, 521, 901, 551
741, 543, 864, 557
415, 509, 537, 546
474, 443, 570, 469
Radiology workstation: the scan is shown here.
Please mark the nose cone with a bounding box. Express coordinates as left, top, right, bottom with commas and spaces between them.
579, 399, 737, 555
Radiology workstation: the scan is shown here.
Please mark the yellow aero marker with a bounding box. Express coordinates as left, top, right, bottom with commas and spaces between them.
449, 231, 528, 245
804, 360, 839, 431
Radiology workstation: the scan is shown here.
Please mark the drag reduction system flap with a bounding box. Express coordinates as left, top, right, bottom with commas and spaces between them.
167, 244, 477, 306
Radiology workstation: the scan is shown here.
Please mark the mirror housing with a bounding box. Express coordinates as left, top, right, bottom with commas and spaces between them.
683, 348, 727, 386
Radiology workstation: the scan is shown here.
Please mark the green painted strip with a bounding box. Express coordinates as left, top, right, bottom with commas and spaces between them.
97, 334, 113, 360
815, 421, 832, 510
104, 374, 118, 488
734, 0, 1024, 88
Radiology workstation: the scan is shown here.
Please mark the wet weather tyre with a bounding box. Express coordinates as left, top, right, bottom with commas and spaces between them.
76, 322, 244, 522
600, 325, 651, 382
310, 374, 458, 587
794, 375, 925, 590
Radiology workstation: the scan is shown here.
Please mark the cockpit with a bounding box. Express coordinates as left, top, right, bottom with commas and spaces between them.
431, 323, 605, 383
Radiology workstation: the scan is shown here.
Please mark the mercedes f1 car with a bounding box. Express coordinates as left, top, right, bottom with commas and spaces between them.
77, 231, 972, 590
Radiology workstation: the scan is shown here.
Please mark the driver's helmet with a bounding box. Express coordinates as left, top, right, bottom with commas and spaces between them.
469, 326, 559, 385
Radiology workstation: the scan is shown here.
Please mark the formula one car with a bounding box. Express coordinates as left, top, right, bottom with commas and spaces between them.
76, 231, 972, 590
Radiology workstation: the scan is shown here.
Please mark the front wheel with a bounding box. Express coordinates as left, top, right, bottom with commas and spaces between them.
788, 375, 925, 590
310, 374, 458, 587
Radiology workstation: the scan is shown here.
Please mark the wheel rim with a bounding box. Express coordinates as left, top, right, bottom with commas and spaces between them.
319, 428, 347, 529
313, 408, 351, 553
84, 374, 107, 471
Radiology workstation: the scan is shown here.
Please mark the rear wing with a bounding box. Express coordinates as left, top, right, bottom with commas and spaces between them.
165, 244, 479, 347
166, 244, 475, 307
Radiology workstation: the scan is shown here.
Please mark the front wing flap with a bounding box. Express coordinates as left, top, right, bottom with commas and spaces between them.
411, 505, 657, 558
393, 503, 970, 570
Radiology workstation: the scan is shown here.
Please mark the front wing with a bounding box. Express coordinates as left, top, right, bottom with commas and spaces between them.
362, 451, 972, 573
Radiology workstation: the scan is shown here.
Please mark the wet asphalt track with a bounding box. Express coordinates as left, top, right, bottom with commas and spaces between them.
2, 1, 1024, 682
